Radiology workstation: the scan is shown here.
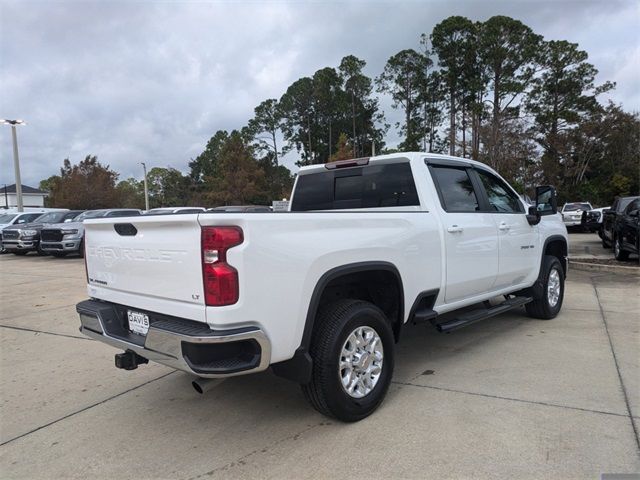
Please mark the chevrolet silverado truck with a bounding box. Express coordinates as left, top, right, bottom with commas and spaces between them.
77, 152, 568, 421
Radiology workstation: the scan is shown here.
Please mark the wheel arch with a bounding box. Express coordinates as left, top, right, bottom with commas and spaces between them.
542, 235, 568, 277
271, 261, 404, 384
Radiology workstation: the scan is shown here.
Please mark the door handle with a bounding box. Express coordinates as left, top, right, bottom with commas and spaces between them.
498, 222, 510, 231
447, 225, 463, 233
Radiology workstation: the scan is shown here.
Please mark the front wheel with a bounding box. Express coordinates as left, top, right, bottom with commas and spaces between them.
614, 236, 629, 261
302, 299, 395, 422
526, 255, 565, 320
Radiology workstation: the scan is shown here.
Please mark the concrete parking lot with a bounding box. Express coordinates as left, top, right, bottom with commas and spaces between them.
1, 234, 639, 479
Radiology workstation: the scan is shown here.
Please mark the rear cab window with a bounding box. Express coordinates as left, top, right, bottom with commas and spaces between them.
291, 162, 419, 211
429, 166, 479, 213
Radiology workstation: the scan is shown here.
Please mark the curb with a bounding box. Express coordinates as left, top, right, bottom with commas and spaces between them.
569, 259, 639, 274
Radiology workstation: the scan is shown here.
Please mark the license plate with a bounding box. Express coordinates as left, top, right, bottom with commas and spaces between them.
127, 310, 150, 336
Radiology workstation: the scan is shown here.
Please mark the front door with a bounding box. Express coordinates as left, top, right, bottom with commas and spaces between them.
429, 164, 499, 303
473, 169, 540, 288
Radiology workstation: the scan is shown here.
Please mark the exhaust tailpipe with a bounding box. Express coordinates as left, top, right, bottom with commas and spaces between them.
192, 377, 222, 394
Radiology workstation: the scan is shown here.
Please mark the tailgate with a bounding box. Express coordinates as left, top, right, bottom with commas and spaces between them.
84, 215, 205, 319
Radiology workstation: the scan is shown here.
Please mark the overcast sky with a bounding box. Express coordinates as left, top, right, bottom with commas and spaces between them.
1, 0, 638, 188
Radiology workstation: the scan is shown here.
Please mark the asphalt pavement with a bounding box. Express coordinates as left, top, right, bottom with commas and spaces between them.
1, 238, 638, 479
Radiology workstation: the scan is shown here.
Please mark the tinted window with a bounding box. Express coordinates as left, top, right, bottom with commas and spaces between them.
476, 170, 524, 213
106, 210, 140, 217
430, 167, 479, 212
617, 197, 636, 212
563, 203, 592, 212
625, 199, 640, 214
0, 214, 17, 223
291, 163, 419, 211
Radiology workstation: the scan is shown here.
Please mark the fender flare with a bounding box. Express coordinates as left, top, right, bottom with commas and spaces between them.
271, 261, 404, 384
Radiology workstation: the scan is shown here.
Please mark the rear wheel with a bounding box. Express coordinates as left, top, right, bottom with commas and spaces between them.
614, 236, 629, 261
302, 299, 395, 422
526, 255, 564, 320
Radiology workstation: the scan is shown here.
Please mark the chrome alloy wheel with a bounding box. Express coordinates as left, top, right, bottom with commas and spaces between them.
547, 268, 561, 308
339, 326, 384, 398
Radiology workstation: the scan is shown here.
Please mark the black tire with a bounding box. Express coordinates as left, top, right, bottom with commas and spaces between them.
526, 255, 565, 320
602, 236, 610, 248
613, 236, 629, 261
79, 240, 84, 258
36, 243, 47, 256
52, 252, 67, 258
302, 299, 395, 422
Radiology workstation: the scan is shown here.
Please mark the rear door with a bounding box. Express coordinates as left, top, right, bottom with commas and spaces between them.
428, 163, 499, 303
473, 168, 539, 288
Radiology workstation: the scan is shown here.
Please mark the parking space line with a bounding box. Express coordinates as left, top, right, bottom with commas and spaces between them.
0, 302, 80, 321
0, 324, 90, 341
186, 421, 327, 480
0, 371, 176, 447
591, 275, 640, 452
392, 381, 634, 419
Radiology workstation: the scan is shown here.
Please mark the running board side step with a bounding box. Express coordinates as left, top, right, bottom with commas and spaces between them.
435, 296, 533, 333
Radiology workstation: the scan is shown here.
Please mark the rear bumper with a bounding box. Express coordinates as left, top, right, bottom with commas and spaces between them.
41, 239, 81, 252
77, 299, 271, 378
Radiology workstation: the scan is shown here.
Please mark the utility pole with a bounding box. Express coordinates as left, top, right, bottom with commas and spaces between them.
1, 119, 26, 212
141, 162, 149, 211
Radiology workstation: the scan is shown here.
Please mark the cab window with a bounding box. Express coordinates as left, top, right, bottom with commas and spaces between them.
475, 169, 524, 214
429, 166, 480, 213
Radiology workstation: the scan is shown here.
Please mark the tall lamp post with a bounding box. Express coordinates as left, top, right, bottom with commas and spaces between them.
141, 162, 149, 211
1, 119, 26, 212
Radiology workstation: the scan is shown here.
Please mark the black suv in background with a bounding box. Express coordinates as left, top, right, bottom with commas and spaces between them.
612, 198, 639, 261
601, 196, 639, 248
1, 210, 84, 255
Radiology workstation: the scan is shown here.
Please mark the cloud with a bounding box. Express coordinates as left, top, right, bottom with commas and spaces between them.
1, 0, 637, 188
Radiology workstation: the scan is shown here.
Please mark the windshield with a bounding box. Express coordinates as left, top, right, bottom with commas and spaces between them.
32, 211, 76, 224
618, 197, 635, 212
0, 214, 18, 223
74, 210, 107, 221
563, 203, 591, 212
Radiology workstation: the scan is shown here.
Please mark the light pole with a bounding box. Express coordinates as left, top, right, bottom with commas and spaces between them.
1, 119, 26, 212
141, 162, 149, 211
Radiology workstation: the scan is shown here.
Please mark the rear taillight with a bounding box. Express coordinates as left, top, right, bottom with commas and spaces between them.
201, 226, 243, 306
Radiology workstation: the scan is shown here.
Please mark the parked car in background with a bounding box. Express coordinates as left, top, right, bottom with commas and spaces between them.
0, 212, 49, 254
208, 205, 272, 213
581, 206, 609, 234
601, 196, 639, 248
144, 207, 206, 215
2, 210, 84, 255
40, 209, 142, 257
611, 198, 640, 261
561, 202, 592, 230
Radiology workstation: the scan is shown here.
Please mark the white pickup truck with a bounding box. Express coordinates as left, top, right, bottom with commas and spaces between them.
77, 152, 568, 421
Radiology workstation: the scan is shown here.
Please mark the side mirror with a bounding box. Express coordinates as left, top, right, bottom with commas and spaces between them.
535, 185, 557, 216
526, 205, 541, 226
